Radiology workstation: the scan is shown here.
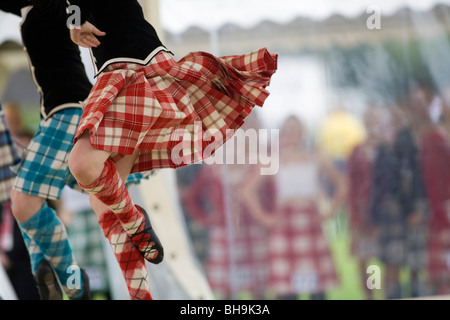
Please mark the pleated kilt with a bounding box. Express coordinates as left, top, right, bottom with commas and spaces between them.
75, 48, 278, 173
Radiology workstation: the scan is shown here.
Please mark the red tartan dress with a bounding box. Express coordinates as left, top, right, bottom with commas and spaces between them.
182, 164, 275, 299
347, 143, 380, 260
268, 162, 339, 296
420, 126, 450, 286
75, 49, 277, 173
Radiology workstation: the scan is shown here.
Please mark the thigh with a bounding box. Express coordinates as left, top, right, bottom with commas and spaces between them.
115, 151, 140, 182
70, 131, 112, 168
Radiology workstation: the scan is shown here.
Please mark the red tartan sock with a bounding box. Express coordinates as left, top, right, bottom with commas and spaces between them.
78, 158, 162, 263
98, 210, 152, 300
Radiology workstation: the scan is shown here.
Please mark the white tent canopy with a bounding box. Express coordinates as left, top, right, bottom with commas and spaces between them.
160, 0, 450, 33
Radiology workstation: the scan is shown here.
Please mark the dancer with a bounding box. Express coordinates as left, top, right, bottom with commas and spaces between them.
1, 102, 40, 300
1, 0, 156, 300
0, 0, 92, 300
180, 113, 276, 299
65, 0, 277, 283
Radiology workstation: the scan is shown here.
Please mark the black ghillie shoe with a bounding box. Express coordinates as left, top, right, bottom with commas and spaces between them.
131, 205, 164, 264
70, 268, 91, 300
34, 260, 63, 300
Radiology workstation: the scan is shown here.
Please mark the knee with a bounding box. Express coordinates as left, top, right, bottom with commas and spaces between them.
68, 133, 112, 185
68, 145, 108, 186
10, 191, 44, 223
68, 149, 97, 186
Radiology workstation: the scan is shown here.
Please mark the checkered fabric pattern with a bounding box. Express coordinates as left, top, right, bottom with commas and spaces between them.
13, 108, 82, 200
125, 171, 155, 186
20, 227, 46, 273
79, 158, 163, 263
180, 164, 273, 299
268, 204, 339, 295
66, 166, 153, 195
347, 144, 381, 260
98, 210, 152, 300
427, 229, 450, 283
75, 48, 277, 173
18, 201, 84, 299
0, 109, 21, 203
66, 208, 109, 293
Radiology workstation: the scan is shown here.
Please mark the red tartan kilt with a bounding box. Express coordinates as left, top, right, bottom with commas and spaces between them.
75, 48, 278, 173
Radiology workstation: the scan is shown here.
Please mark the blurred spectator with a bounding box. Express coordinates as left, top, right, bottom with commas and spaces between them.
0, 102, 39, 300
419, 83, 450, 296
0, 102, 21, 204
346, 106, 382, 300
2, 101, 33, 145
370, 94, 431, 299
266, 115, 345, 300
391, 102, 429, 298
181, 113, 275, 299
369, 107, 405, 300
181, 164, 228, 298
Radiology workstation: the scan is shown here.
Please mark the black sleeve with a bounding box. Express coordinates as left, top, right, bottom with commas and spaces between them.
66, 0, 92, 25
29, 0, 67, 20
0, 0, 30, 17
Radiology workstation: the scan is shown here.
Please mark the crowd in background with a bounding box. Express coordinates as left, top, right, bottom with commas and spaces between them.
0, 102, 111, 300
176, 80, 450, 300
346, 81, 450, 299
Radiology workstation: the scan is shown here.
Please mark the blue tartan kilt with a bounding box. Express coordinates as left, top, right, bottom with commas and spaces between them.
13, 108, 83, 200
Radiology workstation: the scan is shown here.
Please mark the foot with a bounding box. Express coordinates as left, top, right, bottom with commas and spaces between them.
34, 260, 63, 300
130, 205, 164, 264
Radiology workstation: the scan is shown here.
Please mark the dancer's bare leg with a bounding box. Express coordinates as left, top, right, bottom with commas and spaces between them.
10, 190, 45, 223
69, 132, 156, 300
69, 130, 163, 262
68, 131, 112, 187
87, 151, 140, 216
